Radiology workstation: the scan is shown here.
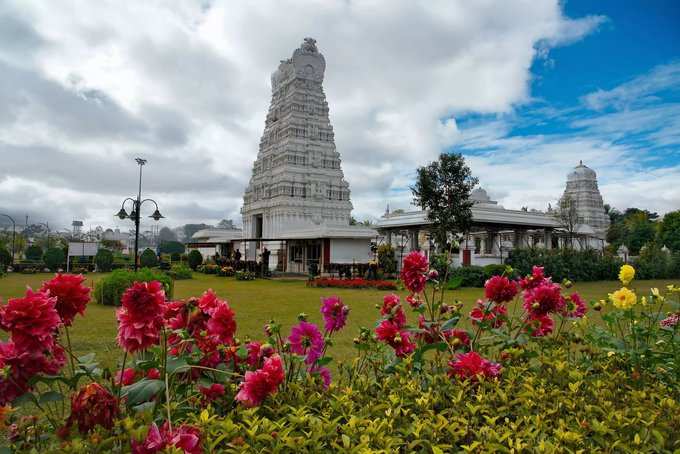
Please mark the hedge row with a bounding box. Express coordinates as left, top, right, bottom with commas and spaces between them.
93, 268, 173, 306
505, 248, 623, 282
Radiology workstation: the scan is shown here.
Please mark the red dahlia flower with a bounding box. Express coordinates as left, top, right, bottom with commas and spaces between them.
120, 281, 166, 320
206, 301, 237, 345
288, 321, 324, 364
380, 294, 406, 327
448, 351, 501, 382
1, 288, 61, 350
114, 367, 137, 386
469, 300, 507, 328
199, 383, 226, 403
484, 275, 518, 303
40, 273, 91, 326
116, 307, 164, 353
375, 319, 416, 358
235, 354, 285, 407
523, 282, 563, 316
525, 313, 554, 337
400, 251, 429, 294
518, 266, 549, 290
66, 383, 118, 434
320, 296, 349, 332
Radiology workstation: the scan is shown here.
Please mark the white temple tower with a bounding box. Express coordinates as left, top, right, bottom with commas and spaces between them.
241, 38, 374, 271
561, 161, 610, 238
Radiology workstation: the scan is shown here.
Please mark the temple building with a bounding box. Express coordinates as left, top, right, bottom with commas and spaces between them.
240, 38, 376, 273
376, 162, 608, 269
559, 160, 610, 240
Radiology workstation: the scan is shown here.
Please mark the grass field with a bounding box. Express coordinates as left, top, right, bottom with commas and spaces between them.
1, 272, 677, 370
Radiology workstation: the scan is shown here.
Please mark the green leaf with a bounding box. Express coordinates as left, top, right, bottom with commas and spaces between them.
77, 353, 96, 364
166, 356, 190, 374
316, 356, 333, 367
440, 316, 461, 331
132, 401, 156, 413
413, 342, 448, 368
236, 346, 248, 360
447, 276, 463, 290
11, 392, 35, 407
38, 391, 64, 404
121, 379, 165, 406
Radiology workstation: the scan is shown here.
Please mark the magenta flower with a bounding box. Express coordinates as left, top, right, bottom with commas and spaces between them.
380, 293, 406, 327
288, 321, 324, 364
484, 275, 518, 303
560, 293, 587, 318
400, 251, 429, 294
320, 296, 349, 333
310, 365, 331, 389
448, 351, 502, 382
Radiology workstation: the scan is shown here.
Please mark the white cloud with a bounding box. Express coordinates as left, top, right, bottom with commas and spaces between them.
0, 0, 606, 228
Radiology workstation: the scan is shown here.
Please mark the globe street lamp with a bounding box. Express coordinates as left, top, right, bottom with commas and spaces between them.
115, 158, 164, 271
0, 213, 16, 267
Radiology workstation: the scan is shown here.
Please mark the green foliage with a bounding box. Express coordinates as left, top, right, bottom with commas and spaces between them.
377, 244, 397, 274
159, 240, 185, 254
95, 248, 114, 272
607, 208, 657, 254
42, 247, 65, 271
188, 249, 203, 270
411, 153, 478, 244
429, 253, 450, 278
25, 244, 43, 261
633, 244, 676, 279
170, 252, 181, 262
139, 248, 158, 268
0, 246, 11, 267
449, 265, 485, 287
93, 268, 173, 306
482, 263, 507, 280
658, 210, 680, 252
235, 270, 256, 281
506, 248, 622, 282
168, 263, 193, 280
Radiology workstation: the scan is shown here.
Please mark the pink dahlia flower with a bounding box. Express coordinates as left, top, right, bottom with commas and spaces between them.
40, 273, 91, 326
235, 354, 284, 407
320, 296, 349, 332
518, 266, 549, 290
660, 313, 680, 328
484, 275, 518, 303
380, 294, 406, 327
131, 422, 201, 454
560, 292, 587, 318
448, 351, 502, 382
206, 301, 237, 345
1, 288, 61, 351
199, 383, 226, 402
120, 281, 166, 321
288, 321, 324, 364
525, 313, 554, 337
310, 365, 332, 389
400, 251, 429, 294
375, 319, 415, 358
116, 307, 164, 353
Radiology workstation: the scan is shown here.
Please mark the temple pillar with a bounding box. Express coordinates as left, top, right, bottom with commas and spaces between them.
409, 229, 419, 251
544, 229, 553, 249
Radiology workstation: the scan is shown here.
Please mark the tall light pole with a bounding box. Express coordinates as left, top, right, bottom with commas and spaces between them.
0, 213, 16, 267
115, 158, 164, 271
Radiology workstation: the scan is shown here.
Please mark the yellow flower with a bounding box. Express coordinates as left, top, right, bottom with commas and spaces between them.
618, 264, 635, 286
640, 296, 647, 306
610, 287, 637, 310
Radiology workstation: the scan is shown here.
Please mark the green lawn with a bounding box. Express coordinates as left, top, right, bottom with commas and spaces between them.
1, 273, 677, 370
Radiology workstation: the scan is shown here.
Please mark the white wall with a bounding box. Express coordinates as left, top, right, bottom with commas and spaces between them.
330, 239, 372, 264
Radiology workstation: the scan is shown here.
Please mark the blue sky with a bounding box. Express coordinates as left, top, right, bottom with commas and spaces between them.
453, 1, 680, 215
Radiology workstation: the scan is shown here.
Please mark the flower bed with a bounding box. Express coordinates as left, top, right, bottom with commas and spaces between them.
308, 277, 397, 290
1, 257, 679, 452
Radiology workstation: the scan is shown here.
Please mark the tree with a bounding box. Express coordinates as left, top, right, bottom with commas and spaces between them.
25, 245, 43, 261
140, 248, 158, 268
43, 247, 65, 271
101, 239, 124, 251
555, 194, 579, 248
158, 227, 177, 242
217, 219, 235, 229
0, 247, 11, 267
411, 153, 478, 246
188, 249, 203, 270
624, 212, 656, 255
159, 241, 185, 254
95, 249, 114, 272
658, 210, 680, 252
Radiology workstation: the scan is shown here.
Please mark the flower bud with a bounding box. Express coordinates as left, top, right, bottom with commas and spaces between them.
260, 343, 274, 357
450, 337, 461, 347
297, 312, 308, 321
532, 302, 540, 310
593, 302, 602, 311
562, 279, 573, 288
353, 337, 361, 345
264, 324, 273, 336
428, 269, 439, 280
393, 335, 402, 344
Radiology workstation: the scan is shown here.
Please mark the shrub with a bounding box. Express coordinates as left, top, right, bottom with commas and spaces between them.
235, 270, 256, 281
188, 249, 203, 270
170, 252, 181, 262
139, 248, 158, 268
25, 244, 43, 261
159, 240, 185, 255
506, 247, 622, 282
449, 265, 485, 287
199, 264, 219, 274
95, 248, 114, 272
43, 247, 65, 271
482, 263, 508, 280
634, 244, 674, 279
168, 263, 193, 280
93, 268, 173, 306
308, 277, 397, 290
377, 244, 397, 274
0, 247, 11, 267
429, 253, 450, 278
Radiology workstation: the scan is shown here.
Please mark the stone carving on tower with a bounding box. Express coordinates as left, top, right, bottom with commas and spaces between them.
560, 161, 610, 239
242, 38, 353, 240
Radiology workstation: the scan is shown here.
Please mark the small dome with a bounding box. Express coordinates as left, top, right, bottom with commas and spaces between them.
470, 187, 491, 203
567, 160, 597, 181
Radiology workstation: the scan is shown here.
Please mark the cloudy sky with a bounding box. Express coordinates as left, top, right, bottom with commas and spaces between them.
0, 0, 679, 233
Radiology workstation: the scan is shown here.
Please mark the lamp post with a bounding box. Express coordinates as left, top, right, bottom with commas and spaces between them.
0, 213, 16, 267
115, 158, 164, 271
